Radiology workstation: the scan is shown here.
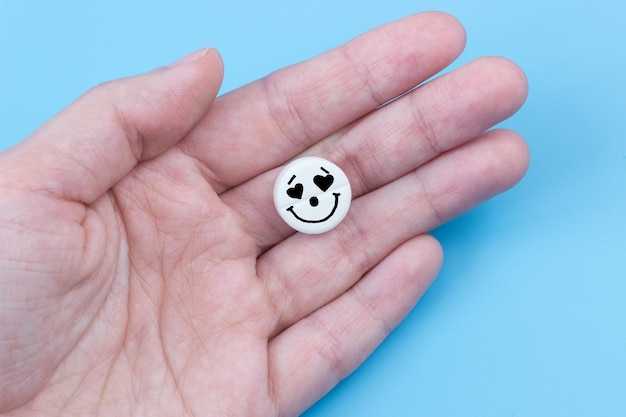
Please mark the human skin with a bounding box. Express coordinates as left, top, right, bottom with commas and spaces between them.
0, 12, 529, 417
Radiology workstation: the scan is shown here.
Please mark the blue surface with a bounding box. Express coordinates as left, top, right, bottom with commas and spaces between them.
2, 1, 625, 415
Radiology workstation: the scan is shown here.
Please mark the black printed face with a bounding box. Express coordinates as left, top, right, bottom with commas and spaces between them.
274, 157, 352, 234
285, 167, 340, 223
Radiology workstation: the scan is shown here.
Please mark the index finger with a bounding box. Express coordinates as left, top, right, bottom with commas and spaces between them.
178, 12, 466, 192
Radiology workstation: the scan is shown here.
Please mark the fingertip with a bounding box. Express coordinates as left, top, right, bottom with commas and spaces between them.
475, 128, 531, 193
421, 10, 467, 54
475, 56, 529, 113
359, 234, 444, 313
165, 47, 224, 96
495, 56, 528, 106
399, 234, 444, 290
421, 233, 445, 276
125, 47, 224, 161
182, 48, 225, 109
193, 47, 225, 85
172, 46, 220, 65
159, 47, 224, 92
400, 11, 467, 65
496, 128, 531, 182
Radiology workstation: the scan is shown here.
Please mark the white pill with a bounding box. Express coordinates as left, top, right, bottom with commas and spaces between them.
273, 156, 351, 234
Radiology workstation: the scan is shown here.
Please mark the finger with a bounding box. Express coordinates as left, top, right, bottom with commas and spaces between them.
260, 129, 529, 334
223, 57, 528, 248
178, 12, 466, 190
268, 234, 443, 417
0, 48, 224, 204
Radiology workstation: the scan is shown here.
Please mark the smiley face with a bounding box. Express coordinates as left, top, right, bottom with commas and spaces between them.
274, 157, 351, 234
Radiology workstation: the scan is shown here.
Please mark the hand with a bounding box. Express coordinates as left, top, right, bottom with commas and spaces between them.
0, 12, 528, 417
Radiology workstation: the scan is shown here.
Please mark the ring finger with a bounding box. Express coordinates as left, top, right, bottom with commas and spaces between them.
260, 128, 529, 334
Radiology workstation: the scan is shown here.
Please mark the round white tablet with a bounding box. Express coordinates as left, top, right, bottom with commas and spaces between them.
273, 156, 352, 234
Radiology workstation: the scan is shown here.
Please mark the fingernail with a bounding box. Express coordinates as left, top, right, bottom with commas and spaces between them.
168, 47, 212, 68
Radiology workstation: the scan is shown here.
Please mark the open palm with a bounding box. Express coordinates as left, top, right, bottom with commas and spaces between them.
0, 13, 529, 417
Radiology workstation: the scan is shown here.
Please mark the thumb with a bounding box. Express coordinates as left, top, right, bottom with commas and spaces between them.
0, 48, 224, 204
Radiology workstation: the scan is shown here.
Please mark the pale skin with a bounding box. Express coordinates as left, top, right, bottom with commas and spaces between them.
0, 12, 529, 417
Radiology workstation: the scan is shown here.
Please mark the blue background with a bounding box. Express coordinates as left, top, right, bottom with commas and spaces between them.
1, 1, 625, 415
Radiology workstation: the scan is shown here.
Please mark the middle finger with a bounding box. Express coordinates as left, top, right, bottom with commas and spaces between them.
222, 57, 528, 249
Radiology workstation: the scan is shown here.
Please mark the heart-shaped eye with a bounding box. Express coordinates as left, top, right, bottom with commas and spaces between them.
313, 174, 334, 192
287, 183, 304, 199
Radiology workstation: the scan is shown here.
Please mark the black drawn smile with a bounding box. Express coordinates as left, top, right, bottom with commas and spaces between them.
286, 193, 340, 223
